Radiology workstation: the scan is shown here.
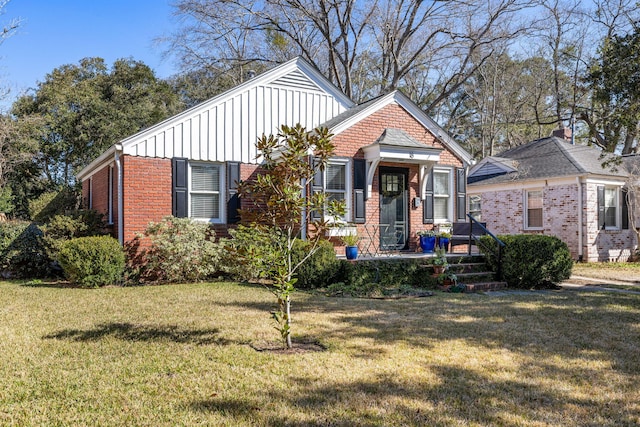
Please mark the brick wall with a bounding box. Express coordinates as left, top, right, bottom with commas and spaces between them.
331, 103, 464, 253
473, 182, 636, 262
584, 183, 635, 262
83, 163, 118, 239
121, 156, 172, 243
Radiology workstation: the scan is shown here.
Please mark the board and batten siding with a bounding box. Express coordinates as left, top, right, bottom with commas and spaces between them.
122, 77, 347, 164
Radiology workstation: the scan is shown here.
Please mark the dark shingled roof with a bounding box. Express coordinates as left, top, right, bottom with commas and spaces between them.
469, 137, 627, 185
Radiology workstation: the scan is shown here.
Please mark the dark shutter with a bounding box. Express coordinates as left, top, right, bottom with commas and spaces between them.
311, 157, 323, 220
172, 157, 188, 218
597, 185, 605, 230
456, 167, 467, 221
353, 159, 366, 223
622, 187, 629, 230
423, 169, 434, 224
227, 162, 241, 224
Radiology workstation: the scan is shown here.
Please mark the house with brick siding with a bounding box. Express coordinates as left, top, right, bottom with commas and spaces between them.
77, 57, 473, 253
467, 132, 635, 262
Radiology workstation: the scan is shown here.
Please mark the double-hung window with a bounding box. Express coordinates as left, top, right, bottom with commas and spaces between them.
526, 190, 543, 229
312, 159, 350, 221
433, 169, 452, 222
469, 194, 482, 222
190, 163, 223, 221
604, 186, 618, 228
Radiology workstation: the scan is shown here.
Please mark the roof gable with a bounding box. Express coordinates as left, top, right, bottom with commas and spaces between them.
324, 91, 473, 166
78, 57, 355, 178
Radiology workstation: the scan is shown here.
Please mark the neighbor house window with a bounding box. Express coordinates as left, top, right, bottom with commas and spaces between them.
526, 190, 543, 228
433, 169, 452, 222
604, 186, 618, 228
190, 163, 222, 221
469, 194, 482, 221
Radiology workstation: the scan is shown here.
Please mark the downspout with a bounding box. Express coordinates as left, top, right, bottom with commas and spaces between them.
114, 145, 124, 245
301, 178, 307, 241
576, 176, 583, 261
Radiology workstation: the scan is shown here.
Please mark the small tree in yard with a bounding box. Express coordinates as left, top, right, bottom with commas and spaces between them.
237, 124, 344, 349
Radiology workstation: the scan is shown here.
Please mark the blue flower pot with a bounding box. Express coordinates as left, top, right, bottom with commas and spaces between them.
438, 237, 450, 252
419, 236, 436, 253
345, 246, 358, 260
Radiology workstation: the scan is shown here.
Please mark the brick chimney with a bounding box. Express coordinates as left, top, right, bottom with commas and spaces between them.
552, 127, 572, 141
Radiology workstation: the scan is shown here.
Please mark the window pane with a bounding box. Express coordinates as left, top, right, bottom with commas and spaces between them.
434, 172, 449, 195
192, 165, 219, 192
469, 195, 481, 221
191, 194, 220, 219
326, 164, 345, 190
528, 191, 542, 209
605, 207, 616, 227
434, 198, 448, 220
528, 209, 543, 227
605, 188, 616, 207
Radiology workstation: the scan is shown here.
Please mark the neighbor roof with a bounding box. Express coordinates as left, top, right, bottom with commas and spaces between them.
469, 137, 627, 185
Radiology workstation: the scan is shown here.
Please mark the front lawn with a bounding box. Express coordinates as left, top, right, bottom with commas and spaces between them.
1, 281, 639, 426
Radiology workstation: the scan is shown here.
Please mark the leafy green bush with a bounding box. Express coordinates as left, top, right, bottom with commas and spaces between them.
0, 221, 51, 278
39, 210, 107, 261
29, 188, 79, 223
479, 234, 572, 289
58, 236, 124, 287
328, 259, 437, 297
133, 216, 223, 284
292, 239, 342, 289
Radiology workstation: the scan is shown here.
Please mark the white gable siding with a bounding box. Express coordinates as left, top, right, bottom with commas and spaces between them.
121, 74, 349, 164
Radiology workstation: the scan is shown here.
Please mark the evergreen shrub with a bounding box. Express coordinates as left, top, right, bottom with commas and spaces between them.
0, 221, 51, 278
58, 236, 125, 287
479, 234, 572, 289
292, 238, 342, 289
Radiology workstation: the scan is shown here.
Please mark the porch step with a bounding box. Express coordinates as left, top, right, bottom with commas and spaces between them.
426, 254, 508, 293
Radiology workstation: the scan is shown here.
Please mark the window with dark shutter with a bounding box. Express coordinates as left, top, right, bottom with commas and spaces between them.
622, 187, 629, 230
353, 159, 366, 223
597, 185, 605, 229
311, 157, 323, 220
172, 157, 188, 218
227, 162, 241, 224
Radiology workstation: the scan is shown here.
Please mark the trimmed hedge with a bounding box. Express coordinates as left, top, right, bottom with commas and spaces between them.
479, 234, 572, 289
58, 236, 125, 287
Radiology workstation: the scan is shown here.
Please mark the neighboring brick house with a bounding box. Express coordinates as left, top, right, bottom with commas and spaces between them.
77, 57, 473, 253
467, 132, 635, 262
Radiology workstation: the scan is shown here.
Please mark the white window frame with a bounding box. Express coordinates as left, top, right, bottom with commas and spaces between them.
433, 167, 453, 223
324, 158, 352, 223
604, 185, 619, 230
188, 162, 225, 223
525, 189, 543, 230
469, 194, 482, 222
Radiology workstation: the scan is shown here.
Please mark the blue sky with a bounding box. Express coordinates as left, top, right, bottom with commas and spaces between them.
0, 0, 180, 109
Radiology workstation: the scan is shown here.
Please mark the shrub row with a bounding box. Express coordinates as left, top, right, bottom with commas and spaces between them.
479, 234, 572, 289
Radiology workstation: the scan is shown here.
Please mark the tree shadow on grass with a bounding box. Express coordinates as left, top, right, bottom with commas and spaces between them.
43, 322, 230, 345
189, 364, 640, 426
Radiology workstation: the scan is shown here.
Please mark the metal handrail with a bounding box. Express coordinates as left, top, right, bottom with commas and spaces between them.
467, 214, 505, 280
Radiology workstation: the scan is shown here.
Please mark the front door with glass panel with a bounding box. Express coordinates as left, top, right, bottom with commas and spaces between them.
379, 168, 408, 250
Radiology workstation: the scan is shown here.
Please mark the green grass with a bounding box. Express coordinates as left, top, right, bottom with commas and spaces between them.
1, 280, 639, 426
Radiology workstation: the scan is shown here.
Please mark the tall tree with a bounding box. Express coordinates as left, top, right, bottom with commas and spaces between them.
165, 0, 536, 107
11, 58, 182, 187
585, 29, 640, 154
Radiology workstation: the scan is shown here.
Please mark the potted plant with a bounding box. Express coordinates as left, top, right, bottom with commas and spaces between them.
438, 271, 458, 291
438, 231, 451, 252
432, 248, 448, 274
342, 232, 359, 260
417, 230, 436, 253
